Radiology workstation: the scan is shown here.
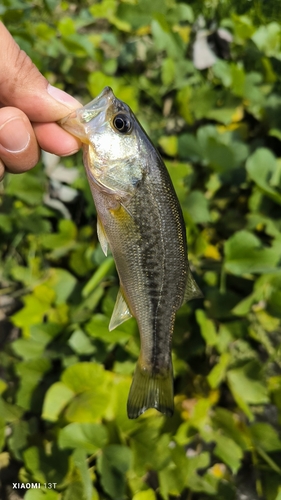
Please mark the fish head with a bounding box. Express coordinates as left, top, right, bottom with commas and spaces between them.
59, 87, 152, 196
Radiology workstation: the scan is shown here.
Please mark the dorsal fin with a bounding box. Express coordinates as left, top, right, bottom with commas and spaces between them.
184, 265, 203, 303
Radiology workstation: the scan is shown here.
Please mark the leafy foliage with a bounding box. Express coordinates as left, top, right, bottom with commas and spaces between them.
1, 0, 281, 499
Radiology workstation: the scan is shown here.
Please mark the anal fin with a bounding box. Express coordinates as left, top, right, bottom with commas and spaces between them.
97, 217, 108, 256
109, 288, 132, 331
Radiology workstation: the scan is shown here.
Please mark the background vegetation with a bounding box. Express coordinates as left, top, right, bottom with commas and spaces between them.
1, 0, 281, 499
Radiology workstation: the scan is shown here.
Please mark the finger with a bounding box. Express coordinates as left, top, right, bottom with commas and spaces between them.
0, 22, 82, 122
0, 107, 39, 173
33, 122, 81, 156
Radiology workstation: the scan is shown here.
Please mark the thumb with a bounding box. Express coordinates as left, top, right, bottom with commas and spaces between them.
0, 22, 81, 122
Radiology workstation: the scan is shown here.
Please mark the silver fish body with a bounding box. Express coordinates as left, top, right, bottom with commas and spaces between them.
60, 87, 202, 418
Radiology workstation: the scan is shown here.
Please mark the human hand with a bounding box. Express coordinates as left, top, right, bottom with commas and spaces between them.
0, 22, 82, 181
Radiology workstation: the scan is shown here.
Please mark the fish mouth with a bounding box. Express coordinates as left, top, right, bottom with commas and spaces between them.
80, 86, 115, 123
59, 87, 115, 141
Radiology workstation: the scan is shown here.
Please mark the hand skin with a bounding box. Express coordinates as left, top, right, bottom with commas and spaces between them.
0, 22, 82, 181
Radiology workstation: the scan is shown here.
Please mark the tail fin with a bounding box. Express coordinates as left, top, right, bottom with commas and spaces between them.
127, 359, 174, 419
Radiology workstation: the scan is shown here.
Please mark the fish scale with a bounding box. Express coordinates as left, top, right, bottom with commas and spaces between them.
59, 87, 203, 418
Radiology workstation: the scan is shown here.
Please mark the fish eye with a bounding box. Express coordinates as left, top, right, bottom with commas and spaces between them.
113, 114, 132, 134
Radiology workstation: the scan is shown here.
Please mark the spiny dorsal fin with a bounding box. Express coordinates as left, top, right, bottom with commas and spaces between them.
109, 288, 132, 331
184, 265, 203, 303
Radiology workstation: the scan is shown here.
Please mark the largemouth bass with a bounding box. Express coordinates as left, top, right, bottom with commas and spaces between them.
59, 87, 202, 419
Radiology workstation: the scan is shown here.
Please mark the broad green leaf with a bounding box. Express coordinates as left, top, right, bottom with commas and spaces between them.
72, 449, 95, 500
8, 420, 29, 460
224, 230, 280, 275
196, 309, 218, 346
44, 268, 77, 303
184, 190, 210, 224
68, 329, 95, 355
61, 362, 109, 393
207, 353, 231, 388
86, 313, 133, 344
23, 445, 69, 484
60, 362, 112, 422
0, 380, 7, 395
15, 358, 51, 410
211, 407, 249, 451
97, 445, 132, 500
5, 170, 44, 205
0, 397, 23, 422
252, 22, 281, 57
158, 135, 178, 156
25, 490, 59, 500
161, 58, 175, 86
116, 0, 166, 30
65, 391, 111, 423
250, 423, 281, 452
133, 490, 156, 500
42, 382, 75, 422
246, 148, 281, 205
227, 361, 269, 406
11, 295, 52, 337
59, 423, 108, 452
212, 433, 243, 473
41, 219, 77, 256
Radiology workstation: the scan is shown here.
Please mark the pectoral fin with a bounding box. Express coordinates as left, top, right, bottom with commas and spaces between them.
109, 288, 132, 331
97, 217, 108, 256
184, 265, 203, 302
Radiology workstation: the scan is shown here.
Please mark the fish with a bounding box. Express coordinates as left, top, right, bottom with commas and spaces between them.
59, 87, 202, 419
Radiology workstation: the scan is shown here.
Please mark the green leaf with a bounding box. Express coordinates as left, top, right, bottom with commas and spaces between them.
23, 445, 69, 484
227, 360, 269, 406
184, 190, 210, 224
72, 449, 95, 500
15, 358, 51, 410
250, 423, 281, 452
158, 135, 178, 156
133, 490, 156, 500
44, 268, 77, 304
8, 420, 29, 460
6, 170, 44, 205
41, 220, 77, 256
161, 58, 175, 86
207, 353, 231, 388
85, 313, 133, 345
97, 444, 132, 500
252, 22, 281, 57
61, 362, 111, 422
212, 433, 243, 473
196, 309, 218, 346
68, 329, 95, 355
211, 407, 249, 451
0, 417, 5, 451
58, 422, 108, 452
42, 382, 75, 422
224, 230, 280, 276
0, 397, 23, 422
246, 148, 281, 205
11, 295, 52, 336
25, 490, 59, 500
